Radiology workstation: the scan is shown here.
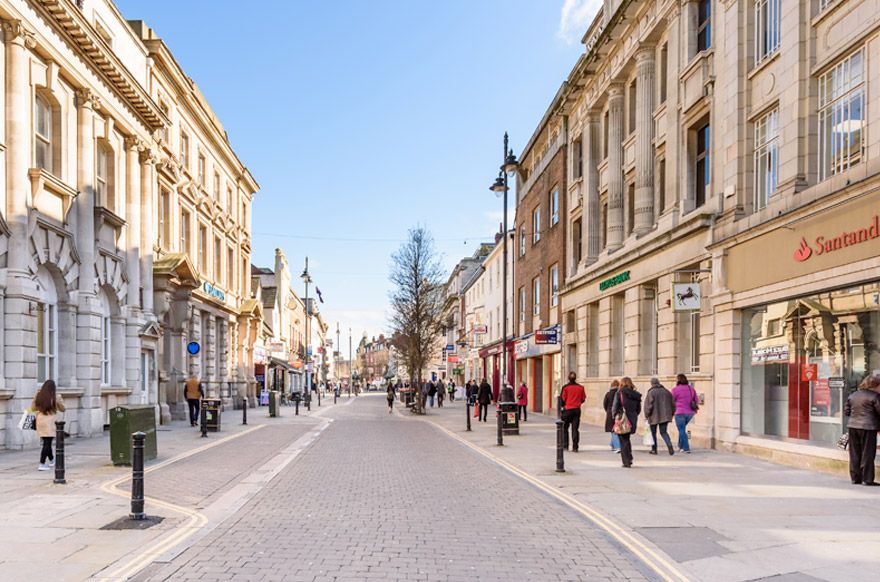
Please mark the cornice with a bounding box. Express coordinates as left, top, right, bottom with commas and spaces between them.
33, 0, 168, 131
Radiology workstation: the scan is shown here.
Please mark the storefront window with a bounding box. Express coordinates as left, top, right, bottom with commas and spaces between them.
741, 282, 880, 446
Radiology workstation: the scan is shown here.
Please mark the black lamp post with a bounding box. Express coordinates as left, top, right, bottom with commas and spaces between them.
489, 132, 518, 401
302, 258, 320, 407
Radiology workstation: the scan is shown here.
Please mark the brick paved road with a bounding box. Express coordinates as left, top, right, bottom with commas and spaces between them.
140, 397, 653, 581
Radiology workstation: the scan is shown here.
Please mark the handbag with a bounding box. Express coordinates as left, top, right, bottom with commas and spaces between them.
836, 432, 849, 451
18, 410, 37, 431
612, 392, 632, 435
689, 385, 700, 412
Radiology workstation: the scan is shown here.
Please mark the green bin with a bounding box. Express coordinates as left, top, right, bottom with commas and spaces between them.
268, 391, 279, 417
201, 399, 222, 432
110, 405, 158, 466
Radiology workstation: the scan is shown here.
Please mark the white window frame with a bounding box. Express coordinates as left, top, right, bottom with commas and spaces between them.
550, 190, 559, 226
519, 287, 526, 322
533, 277, 540, 316
818, 0, 837, 11
100, 313, 111, 385
519, 226, 526, 256
533, 208, 541, 243
180, 131, 190, 169
36, 302, 57, 384
690, 311, 701, 373
180, 210, 191, 254
755, 0, 780, 65
198, 224, 207, 271
818, 48, 866, 181
550, 264, 559, 307
35, 94, 52, 172
754, 108, 779, 210
96, 143, 109, 205
198, 153, 206, 186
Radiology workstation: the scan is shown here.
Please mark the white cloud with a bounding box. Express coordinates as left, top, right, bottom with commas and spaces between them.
558, 0, 603, 45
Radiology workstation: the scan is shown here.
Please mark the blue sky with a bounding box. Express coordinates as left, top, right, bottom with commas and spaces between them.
116, 0, 595, 342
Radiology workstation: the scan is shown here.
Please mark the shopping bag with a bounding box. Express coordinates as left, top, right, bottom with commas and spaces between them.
18, 410, 37, 431
642, 426, 654, 447
473, 404, 480, 418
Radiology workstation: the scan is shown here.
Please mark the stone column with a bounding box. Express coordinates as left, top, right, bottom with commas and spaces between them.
139, 150, 157, 315
584, 111, 601, 263
634, 48, 656, 234
124, 138, 142, 308
606, 84, 625, 250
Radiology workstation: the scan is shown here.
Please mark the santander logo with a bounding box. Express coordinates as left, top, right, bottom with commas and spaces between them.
793, 215, 879, 262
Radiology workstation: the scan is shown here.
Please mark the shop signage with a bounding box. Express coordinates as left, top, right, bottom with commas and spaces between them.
793, 215, 879, 262
515, 341, 528, 355
599, 271, 630, 291
447, 354, 459, 363
535, 329, 559, 345
446, 344, 456, 352
203, 282, 226, 303
672, 283, 701, 311
750, 345, 789, 364
187, 341, 200, 355
473, 324, 488, 335
801, 363, 818, 382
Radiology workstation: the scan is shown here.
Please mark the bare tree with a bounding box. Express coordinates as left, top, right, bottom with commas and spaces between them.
388, 227, 445, 414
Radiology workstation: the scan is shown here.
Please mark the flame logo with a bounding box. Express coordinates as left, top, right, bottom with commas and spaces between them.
793, 238, 812, 262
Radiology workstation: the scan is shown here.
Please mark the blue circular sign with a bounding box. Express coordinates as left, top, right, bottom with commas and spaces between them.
187, 341, 201, 356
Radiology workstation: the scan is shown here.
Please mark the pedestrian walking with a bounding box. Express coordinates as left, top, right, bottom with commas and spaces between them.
644, 378, 675, 456
516, 382, 529, 422
32, 380, 64, 471
671, 374, 698, 453
437, 379, 445, 407
844, 375, 880, 486
611, 377, 642, 468
477, 378, 493, 422
560, 372, 586, 452
603, 379, 621, 453
427, 381, 437, 408
386, 383, 396, 414
448, 381, 456, 402
184, 375, 204, 427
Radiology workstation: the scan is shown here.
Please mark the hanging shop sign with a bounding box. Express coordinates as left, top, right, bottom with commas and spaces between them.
535, 329, 559, 345
671, 283, 701, 311
599, 270, 630, 291
202, 282, 226, 303
472, 324, 488, 335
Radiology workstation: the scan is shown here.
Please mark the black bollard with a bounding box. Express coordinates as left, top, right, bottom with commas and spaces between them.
130, 432, 146, 520
200, 404, 207, 438
53, 421, 66, 484
295, 398, 299, 415
334, 392, 338, 404
242, 397, 248, 425
466, 400, 472, 432
496, 407, 504, 446
306, 395, 311, 412
555, 419, 566, 473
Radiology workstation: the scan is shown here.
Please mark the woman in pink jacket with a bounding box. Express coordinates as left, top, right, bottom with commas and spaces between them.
671, 374, 698, 453
516, 382, 528, 422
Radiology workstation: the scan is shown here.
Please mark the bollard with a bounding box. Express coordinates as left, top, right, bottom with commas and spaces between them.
130, 432, 146, 520
53, 421, 66, 484
466, 400, 472, 432
334, 392, 338, 405
242, 397, 248, 425
200, 404, 207, 438
555, 419, 566, 473
496, 407, 504, 446
306, 396, 311, 412
295, 399, 299, 415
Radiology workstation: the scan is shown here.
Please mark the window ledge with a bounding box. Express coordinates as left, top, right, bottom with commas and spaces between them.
680, 48, 715, 81
0, 389, 15, 401
101, 386, 133, 396
811, 1, 844, 27
747, 49, 780, 80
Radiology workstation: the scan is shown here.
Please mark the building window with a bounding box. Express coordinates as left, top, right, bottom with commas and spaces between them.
755, 0, 780, 64
602, 110, 610, 159
657, 157, 666, 213
198, 224, 207, 272
214, 172, 221, 201
550, 190, 559, 226
214, 237, 222, 280
754, 108, 779, 210
519, 226, 526, 256
36, 301, 57, 383
600, 201, 608, 250
628, 79, 637, 135
519, 287, 526, 322
159, 190, 170, 247
533, 277, 540, 316
35, 94, 53, 173
241, 201, 247, 225
818, 0, 836, 12
659, 44, 668, 103
697, 0, 711, 52
180, 210, 191, 254
572, 136, 583, 180
100, 308, 111, 385
533, 207, 541, 243
611, 294, 625, 376
626, 183, 635, 235
587, 303, 599, 376
96, 142, 113, 210
227, 247, 234, 289
550, 264, 559, 307
198, 153, 206, 186
694, 123, 710, 208
818, 48, 865, 181
573, 218, 582, 266
690, 311, 701, 373
227, 187, 233, 213
180, 131, 190, 169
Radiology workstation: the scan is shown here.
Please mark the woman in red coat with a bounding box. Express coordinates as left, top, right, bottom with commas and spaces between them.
516, 382, 528, 422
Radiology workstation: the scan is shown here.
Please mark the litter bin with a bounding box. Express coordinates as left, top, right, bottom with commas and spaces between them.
110, 405, 158, 466
498, 401, 520, 436
268, 391, 279, 417
201, 399, 222, 432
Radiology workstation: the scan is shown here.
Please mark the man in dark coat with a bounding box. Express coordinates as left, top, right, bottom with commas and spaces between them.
611, 377, 642, 468
477, 379, 493, 422
644, 377, 675, 455
845, 375, 880, 485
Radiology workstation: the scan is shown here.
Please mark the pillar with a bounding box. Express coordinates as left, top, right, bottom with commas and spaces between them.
584, 111, 601, 263
634, 48, 656, 234
139, 150, 157, 315
124, 137, 142, 308
606, 84, 625, 250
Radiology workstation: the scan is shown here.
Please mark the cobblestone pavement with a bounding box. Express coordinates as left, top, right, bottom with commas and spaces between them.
140, 396, 653, 582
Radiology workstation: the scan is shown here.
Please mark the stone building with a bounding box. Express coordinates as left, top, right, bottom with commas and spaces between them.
475, 231, 514, 399
513, 90, 568, 415
557, 0, 880, 468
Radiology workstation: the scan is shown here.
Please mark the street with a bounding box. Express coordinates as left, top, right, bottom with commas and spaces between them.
137, 396, 651, 582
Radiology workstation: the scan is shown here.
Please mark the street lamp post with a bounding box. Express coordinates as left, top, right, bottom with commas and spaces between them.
349, 327, 353, 397
490, 132, 519, 402
302, 258, 320, 408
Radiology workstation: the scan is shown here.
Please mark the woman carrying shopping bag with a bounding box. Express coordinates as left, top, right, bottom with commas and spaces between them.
32, 380, 64, 471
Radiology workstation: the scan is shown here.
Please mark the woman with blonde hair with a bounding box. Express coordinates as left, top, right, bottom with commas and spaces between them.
610, 376, 642, 468
602, 379, 621, 452
32, 380, 64, 471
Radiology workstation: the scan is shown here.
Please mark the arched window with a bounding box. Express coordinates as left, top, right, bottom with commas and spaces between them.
35, 94, 53, 172
96, 142, 115, 211
35, 268, 59, 383
99, 291, 111, 385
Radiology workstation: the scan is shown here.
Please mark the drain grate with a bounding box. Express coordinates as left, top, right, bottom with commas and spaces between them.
101, 516, 165, 530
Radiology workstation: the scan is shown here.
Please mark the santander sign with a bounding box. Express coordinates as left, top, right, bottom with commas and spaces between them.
793, 214, 880, 262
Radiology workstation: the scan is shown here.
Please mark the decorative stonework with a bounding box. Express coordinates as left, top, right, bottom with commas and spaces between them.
2, 19, 36, 48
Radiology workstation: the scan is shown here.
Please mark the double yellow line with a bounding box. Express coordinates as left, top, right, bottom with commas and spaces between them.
426, 420, 692, 582
96, 425, 266, 580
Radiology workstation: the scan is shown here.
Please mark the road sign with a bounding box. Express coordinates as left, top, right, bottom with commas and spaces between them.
187, 341, 200, 355
446, 344, 455, 352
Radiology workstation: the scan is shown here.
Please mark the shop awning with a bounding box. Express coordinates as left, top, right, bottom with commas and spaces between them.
268, 357, 292, 371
